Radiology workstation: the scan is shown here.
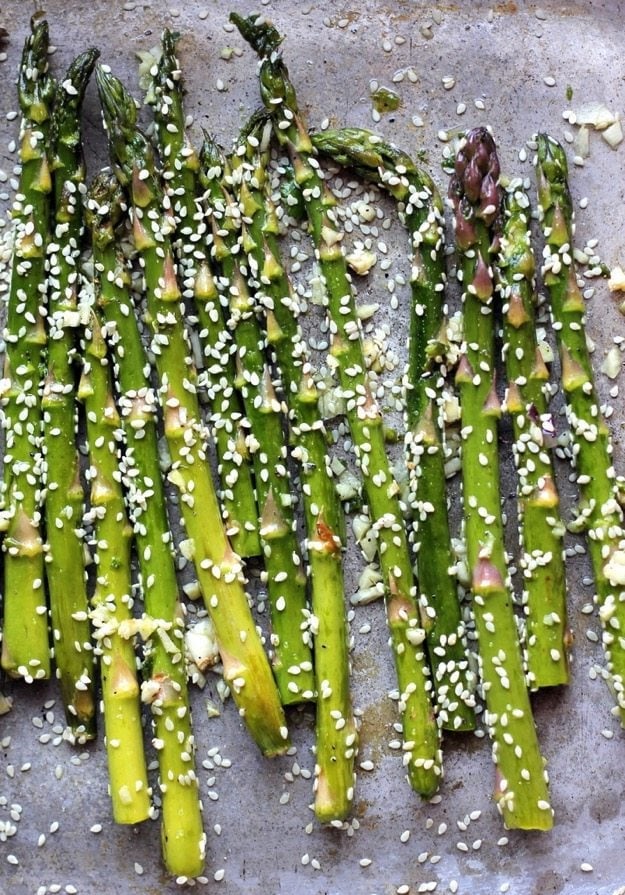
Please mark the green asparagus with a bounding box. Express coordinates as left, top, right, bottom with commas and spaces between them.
497, 180, 569, 689
148, 30, 261, 559
44, 47, 99, 738
78, 305, 151, 825
232, 13, 441, 796
233, 113, 356, 819
96, 65, 290, 756
313, 126, 476, 732
535, 134, 625, 719
199, 132, 315, 705
86, 172, 205, 875
449, 127, 552, 829
1, 17, 55, 681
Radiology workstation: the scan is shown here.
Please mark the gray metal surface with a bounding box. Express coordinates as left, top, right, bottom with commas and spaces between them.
1, 2, 625, 893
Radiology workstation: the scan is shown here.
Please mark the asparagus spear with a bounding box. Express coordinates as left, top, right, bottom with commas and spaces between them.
313, 126, 476, 732
78, 305, 151, 825
535, 134, 625, 719
1, 17, 55, 681
233, 114, 356, 819
95, 65, 289, 756
43, 48, 99, 738
86, 173, 205, 876
449, 127, 552, 829
496, 180, 569, 689
148, 30, 261, 559
198, 134, 315, 705
232, 14, 441, 796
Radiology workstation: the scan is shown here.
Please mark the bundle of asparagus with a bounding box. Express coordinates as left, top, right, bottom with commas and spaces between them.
148, 30, 261, 560
312, 126, 476, 734
536, 135, 625, 719
4, 9, 625, 881
199, 132, 315, 706
496, 180, 569, 690
232, 12, 442, 799
86, 173, 205, 876
448, 127, 552, 830
233, 114, 356, 821
94, 64, 290, 758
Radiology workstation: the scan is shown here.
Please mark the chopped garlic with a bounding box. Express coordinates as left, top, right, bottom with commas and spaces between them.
574, 125, 590, 159
608, 265, 625, 293
601, 346, 622, 380
604, 550, 625, 586
602, 117, 623, 149
346, 248, 377, 276
571, 102, 617, 130
185, 618, 220, 674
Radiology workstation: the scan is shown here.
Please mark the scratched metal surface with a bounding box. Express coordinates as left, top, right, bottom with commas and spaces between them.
1, 2, 625, 894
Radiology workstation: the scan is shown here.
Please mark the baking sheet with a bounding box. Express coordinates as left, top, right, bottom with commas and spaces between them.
1, 1, 625, 893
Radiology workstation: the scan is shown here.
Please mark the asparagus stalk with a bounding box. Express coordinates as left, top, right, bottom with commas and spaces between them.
43, 48, 99, 738
232, 114, 356, 819
78, 305, 151, 825
449, 127, 552, 829
496, 180, 569, 689
198, 134, 315, 705
95, 66, 289, 756
86, 173, 205, 876
535, 134, 625, 719
232, 14, 441, 796
148, 30, 261, 559
313, 126, 476, 732
1, 17, 55, 681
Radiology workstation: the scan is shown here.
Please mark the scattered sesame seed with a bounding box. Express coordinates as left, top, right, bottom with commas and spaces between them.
580, 862, 593, 872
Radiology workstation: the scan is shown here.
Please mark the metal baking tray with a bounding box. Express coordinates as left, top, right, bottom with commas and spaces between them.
1, 2, 625, 893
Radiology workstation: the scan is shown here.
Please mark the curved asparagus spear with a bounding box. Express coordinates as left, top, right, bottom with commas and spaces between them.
95, 65, 289, 756
450, 127, 552, 829
148, 30, 260, 559
1, 17, 55, 681
496, 180, 569, 689
199, 134, 314, 705
43, 47, 99, 738
78, 306, 151, 825
232, 13, 441, 796
86, 173, 205, 876
535, 134, 625, 719
234, 113, 356, 820
313, 127, 476, 732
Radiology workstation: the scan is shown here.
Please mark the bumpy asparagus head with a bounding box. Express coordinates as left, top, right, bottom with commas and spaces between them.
448, 126, 500, 251
18, 15, 56, 123
95, 65, 147, 188
50, 48, 99, 155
